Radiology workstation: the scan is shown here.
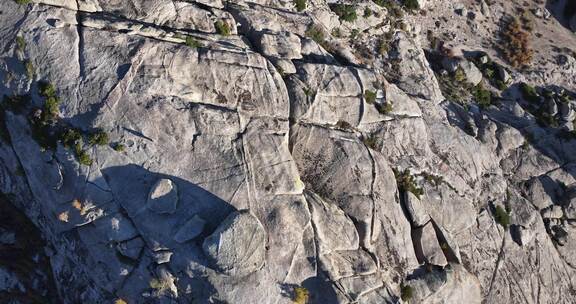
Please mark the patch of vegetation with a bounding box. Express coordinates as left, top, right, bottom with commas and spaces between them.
330, 4, 358, 22
500, 17, 533, 68
76, 146, 93, 166
373, 0, 404, 18
305, 25, 332, 50
88, 129, 109, 146
331, 28, 343, 38
185, 36, 202, 48
494, 205, 510, 229
349, 29, 359, 39
13, 0, 32, 4
16, 36, 26, 52
394, 169, 424, 199
375, 102, 393, 114
377, 38, 389, 55
364, 7, 373, 18
363, 133, 379, 150
519, 82, 540, 103
294, 0, 307, 12
24, 60, 35, 80
59, 128, 82, 148
400, 284, 414, 301
335, 120, 353, 130
364, 90, 377, 104
112, 142, 126, 152
214, 20, 231, 36
293, 286, 309, 304
472, 84, 492, 108
39, 81, 56, 98
305, 26, 324, 44
402, 0, 420, 11
421, 172, 443, 187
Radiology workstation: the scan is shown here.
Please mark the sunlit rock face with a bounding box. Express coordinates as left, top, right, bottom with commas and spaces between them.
1, 0, 576, 303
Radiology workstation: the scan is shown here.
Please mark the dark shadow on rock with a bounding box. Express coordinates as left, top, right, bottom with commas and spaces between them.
302, 275, 339, 304
0, 193, 59, 303
100, 164, 237, 264
546, 0, 576, 31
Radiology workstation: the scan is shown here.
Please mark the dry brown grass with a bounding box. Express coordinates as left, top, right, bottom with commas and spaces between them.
500, 17, 533, 68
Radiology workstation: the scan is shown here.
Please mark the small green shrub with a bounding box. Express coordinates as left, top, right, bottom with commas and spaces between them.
494, 205, 510, 228
88, 129, 109, 146
214, 20, 231, 36
364, 7, 373, 18
336, 120, 353, 130
377, 39, 389, 55
24, 60, 35, 79
305, 26, 326, 46
38, 81, 56, 98
13, 0, 32, 4
364, 90, 377, 104
16, 36, 26, 52
363, 134, 379, 150
77, 149, 93, 166
330, 4, 358, 22
349, 29, 359, 39
376, 102, 393, 114
473, 84, 492, 108
112, 142, 126, 152
373, 0, 404, 18
403, 0, 420, 11
59, 128, 82, 148
394, 169, 424, 199
422, 172, 443, 187
520, 83, 539, 103
293, 0, 306, 12
185, 36, 202, 48
400, 284, 413, 301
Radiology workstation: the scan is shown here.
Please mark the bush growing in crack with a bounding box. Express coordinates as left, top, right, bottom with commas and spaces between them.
293, 0, 306, 12
214, 20, 231, 36
494, 205, 510, 229
400, 283, 414, 301
376, 101, 393, 114
88, 129, 109, 146
364, 90, 377, 104
363, 133, 379, 150
184, 36, 202, 48
330, 4, 358, 22
293, 286, 309, 304
394, 168, 424, 199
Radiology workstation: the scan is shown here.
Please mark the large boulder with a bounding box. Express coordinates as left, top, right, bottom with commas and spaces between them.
202, 211, 267, 276
147, 178, 178, 214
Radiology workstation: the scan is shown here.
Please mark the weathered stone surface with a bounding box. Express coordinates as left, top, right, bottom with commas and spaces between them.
307, 191, 360, 253
147, 178, 178, 214
202, 211, 267, 276
173, 215, 206, 243
413, 222, 448, 267
320, 249, 377, 281
2, 0, 576, 303
404, 191, 431, 227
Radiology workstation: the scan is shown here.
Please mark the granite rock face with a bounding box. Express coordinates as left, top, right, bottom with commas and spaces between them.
202, 211, 267, 276
1, 0, 576, 304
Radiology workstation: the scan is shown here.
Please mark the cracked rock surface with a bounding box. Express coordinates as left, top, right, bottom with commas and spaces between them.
1, 0, 576, 303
